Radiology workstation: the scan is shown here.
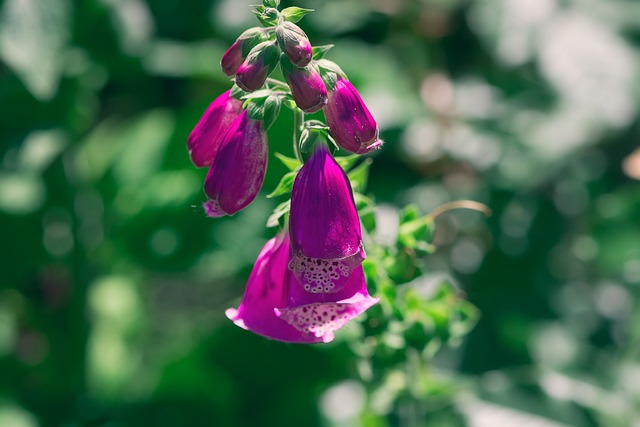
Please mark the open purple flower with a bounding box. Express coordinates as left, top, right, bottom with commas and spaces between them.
226, 231, 378, 343
324, 77, 382, 155
203, 110, 268, 217
289, 142, 366, 294
187, 90, 244, 168
282, 60, 327, 113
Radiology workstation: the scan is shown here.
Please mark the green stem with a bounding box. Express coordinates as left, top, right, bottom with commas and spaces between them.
293, 107, 304, 162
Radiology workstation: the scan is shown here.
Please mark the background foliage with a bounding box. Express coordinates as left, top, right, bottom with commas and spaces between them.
1, 0, 640, 426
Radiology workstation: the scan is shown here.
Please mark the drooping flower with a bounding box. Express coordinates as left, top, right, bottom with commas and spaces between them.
282, 59, 327, 113
235, 41, 280, 92
203, 110, 268, 217
324, 77, 382, 154
221, 28, 268, 76
289, 142, 366, 294
226, 230, 378, 343
276, 21, 312, 68
187, 90, 244, 168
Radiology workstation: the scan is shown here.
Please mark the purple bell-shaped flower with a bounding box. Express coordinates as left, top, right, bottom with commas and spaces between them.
289, 142, 366, 293
226, 231, 378, 343
324, 77, 382, 154
221, 28, 268, 76
187, 90, 244, 168
282, 59, 327, 114
203, 110, 268, 217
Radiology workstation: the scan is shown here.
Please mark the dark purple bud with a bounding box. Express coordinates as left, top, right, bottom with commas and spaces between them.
235, 41, 280, 92
187, 90, 244, 168
289, 143, 366, 293
324, 77, 382, 154
203, 111, 268, 217
276, 21, 312, 68
221, 28, 269, 76
282, 61, 327, 114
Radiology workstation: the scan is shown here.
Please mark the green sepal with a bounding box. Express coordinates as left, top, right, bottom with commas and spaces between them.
245, 97, 266, 121
347, 158, 372, 193
266, 199, 291, 228
230, 84, 248, 100
334, 154, 360, 171
263, 94, 281, 130
241, 88, 272, 100
316, 59, 346, 90
262, 0, 279, 9
312, 45, 334, 60
299, 128, 320, 153
238, 27, 270, 57
253, 6, 280, 27
267, 170, 297, 198
275, 152, 301, 171
283, 99, 297, 110
280, 7, 314, 23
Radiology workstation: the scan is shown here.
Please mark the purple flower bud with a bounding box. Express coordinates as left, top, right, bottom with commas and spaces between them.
282, 61, 327, 113
324, 77, 382, 154
221, 28, 269, 76
226, 230, 377, 343
235, 41, 280, 92
203, 111, 268, 217
289, 143, 366, 293
187, 90, 244, 168
276, 21, 312, 68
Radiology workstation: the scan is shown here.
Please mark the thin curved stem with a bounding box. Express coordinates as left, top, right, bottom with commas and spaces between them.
293, 107, 305, 162
426, 200, 493, 222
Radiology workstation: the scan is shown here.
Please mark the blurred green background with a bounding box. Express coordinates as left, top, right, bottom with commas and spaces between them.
2, 0, 640, 426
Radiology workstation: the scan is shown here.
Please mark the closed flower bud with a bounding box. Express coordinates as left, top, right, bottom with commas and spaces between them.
235, 41, 280, 92
276, 21, 313, 68
187, 90, 244, 168
203, 111, 268, 217
221, 28, 269, 76
289, 143, 366, 294
324, 77, 382, 154
282, 60, 327, 113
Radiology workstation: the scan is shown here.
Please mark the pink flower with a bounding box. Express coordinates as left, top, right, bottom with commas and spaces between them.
289, 142, 366, 293
226, 231, 378, 343
235, 41, 280, 92
203, 111, 268, 217
324, 77, 382, 154
276, 21, 312, 68
187, 90, 244, 168
282, 61, 327, 113
221, 28, 268, 76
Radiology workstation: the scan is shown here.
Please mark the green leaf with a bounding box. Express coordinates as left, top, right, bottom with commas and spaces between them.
266, 199, 291, 228
240, 89, 272, 100
299, 129, 320, 153
280, 7, 314, 23
267, 170, 297, 198
275, 153, 301, 171
253, 6, 279, 26
334, 154, 360, 171
347, 158, 371, 192
400, 204, 421, 223
262, 0, 279, 9
245, 98, 266, 121
263, 94, 281, 130
230, 84, 248, 100
312, 45, 334, 60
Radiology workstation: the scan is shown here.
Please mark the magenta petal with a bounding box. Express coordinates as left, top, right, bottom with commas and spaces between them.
283, 64, 327, 114
276, 266, 378, 343
203, 111, 268, 216
221, 40, 244, 76
187, 91, 244, 168
324, 78, 381, 155
225, 233, 326, 343
289, 143, 366, 293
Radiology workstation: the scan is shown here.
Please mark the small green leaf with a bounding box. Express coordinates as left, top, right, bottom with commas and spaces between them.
316, 59, 346, 78
246, 98, 266, 121
241, 88, 272, 100
263, 94, 281, 130
230, 84, 248, 100
280, 7, 314, 23
266, 199, 291, 227
274, 153, 301, 171
267, 170, 297, 198
334, 154, 360, 171
282, 99, 297, 110
348, 158, 372, 192
400, 204, 421, 223
262, 0, 279, 8
300, 128, 321, 153
253, 6, 279, 26
312, 45, 334, 60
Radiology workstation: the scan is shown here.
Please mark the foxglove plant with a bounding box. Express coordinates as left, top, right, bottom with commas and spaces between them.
186, 1, 486, 357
